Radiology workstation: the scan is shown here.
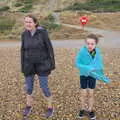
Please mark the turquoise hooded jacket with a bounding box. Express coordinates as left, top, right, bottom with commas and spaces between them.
75, 46, 110, 83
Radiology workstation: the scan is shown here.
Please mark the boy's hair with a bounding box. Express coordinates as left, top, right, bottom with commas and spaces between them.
25, 14, 39, 27
86, 34, 99, 44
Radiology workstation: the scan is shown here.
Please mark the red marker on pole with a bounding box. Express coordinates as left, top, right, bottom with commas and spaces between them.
80, 16, 89, 30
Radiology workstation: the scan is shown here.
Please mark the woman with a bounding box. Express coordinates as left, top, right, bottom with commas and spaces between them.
21, 15, 55, 118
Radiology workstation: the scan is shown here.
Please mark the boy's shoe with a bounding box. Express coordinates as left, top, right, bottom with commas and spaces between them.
89, 111, 96, 120
78, 109, 86, 118
45, 107, 54, 118
23, 106, 32, 117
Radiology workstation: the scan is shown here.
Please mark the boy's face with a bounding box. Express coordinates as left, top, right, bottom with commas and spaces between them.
24, 17, 36, 31
85, 38, 96, 52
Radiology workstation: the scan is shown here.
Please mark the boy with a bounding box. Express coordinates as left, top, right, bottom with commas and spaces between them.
75, 34, 110, 120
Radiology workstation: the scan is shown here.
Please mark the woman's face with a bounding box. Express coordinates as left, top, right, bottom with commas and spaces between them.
85, 38, 96, 52
24, 17, 36, 31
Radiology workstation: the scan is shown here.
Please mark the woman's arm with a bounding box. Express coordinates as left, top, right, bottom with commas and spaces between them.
42, 29, 55, 70
21, 33, 25, 73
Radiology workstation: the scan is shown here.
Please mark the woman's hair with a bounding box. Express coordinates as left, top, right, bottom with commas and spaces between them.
86, 34, 99, 44
25, 14, 39, 27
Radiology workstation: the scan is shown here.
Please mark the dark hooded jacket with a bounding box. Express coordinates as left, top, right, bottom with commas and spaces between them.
21, 27, 55, 76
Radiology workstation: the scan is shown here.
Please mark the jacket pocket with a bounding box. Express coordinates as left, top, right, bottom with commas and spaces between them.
40, 58, 52, 72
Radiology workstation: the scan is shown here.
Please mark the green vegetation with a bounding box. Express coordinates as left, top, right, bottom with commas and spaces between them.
17, 0, 33, 4
39, 14, 61, 31
14, 3, 23, 7
17, 0, 33, 12
19, 4, 32, 12
0, 17, 15, 33
0, 6, 10, 12
40, 21, 61, 31
47, 14, 55, 22
65, 0, 120, 12
23, 0, 33, 4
